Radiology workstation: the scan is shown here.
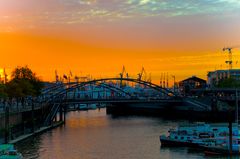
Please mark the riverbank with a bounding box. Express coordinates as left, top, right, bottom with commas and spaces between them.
8, 121, 64, 144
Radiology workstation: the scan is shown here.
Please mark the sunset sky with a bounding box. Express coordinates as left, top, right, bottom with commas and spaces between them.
1, 0, 240, 84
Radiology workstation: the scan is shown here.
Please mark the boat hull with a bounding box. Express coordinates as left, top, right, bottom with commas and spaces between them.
204, 145, 240, 156
160, 136, 199, 147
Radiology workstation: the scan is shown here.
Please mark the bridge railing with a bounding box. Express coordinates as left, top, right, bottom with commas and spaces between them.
0, 96, 50, 114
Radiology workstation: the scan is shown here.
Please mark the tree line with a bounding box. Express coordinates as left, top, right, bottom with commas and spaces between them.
0, 66, 43, 98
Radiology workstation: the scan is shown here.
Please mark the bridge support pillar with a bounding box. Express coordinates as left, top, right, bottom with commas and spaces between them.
31, 99, 35, 133
63, 105, 66, 124
59, 105, 63, 122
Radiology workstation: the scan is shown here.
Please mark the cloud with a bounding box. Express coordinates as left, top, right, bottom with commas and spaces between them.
59, 0, 97, 5
1, 0, 240, 31
139, 0, 151, 5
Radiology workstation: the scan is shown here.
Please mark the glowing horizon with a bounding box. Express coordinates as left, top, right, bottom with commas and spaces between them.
1, 0, 240, 85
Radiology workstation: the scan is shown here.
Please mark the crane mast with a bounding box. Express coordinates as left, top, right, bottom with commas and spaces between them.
119, 65, 126, 88
137, 67, 146, 81
223, 47, 233, 70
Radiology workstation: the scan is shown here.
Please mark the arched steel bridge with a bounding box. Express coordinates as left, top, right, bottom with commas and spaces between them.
42, 77, 182, 125
43, 77, 177, 100
42, 78, 208, 125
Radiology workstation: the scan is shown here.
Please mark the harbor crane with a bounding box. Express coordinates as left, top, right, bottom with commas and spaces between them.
223, 47, 233, 70
137, 67, 147, 81
119, 65, 127, 88
223, 45, 239, 70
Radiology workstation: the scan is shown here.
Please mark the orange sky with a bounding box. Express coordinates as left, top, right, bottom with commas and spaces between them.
1, 0, 240, 85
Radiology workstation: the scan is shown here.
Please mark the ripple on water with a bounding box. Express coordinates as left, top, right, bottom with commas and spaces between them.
15, 109, 216, 159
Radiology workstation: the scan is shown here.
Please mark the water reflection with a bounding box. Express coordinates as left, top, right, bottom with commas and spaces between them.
15, 109, 236, 159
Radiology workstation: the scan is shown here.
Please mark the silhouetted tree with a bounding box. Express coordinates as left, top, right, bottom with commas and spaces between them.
6, 66, 43, 97
0, 84, 7, 97
216, 77, 240, 88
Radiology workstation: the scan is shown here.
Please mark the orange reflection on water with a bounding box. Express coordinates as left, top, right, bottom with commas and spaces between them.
67, 111, 109, 129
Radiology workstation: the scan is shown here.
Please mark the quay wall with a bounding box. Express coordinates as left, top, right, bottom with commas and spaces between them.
0, 104, 52, 143
0, 113, 22, 129
106, 98, 238, 122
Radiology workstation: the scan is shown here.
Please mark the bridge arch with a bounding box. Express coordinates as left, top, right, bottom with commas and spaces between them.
42, 78, 179, 126
69, 78, 175, 96
44, 77, 177, 102
67, 82, 133, 99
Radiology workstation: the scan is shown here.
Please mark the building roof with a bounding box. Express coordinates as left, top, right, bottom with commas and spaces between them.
208, 69, 240, 76
179, 76, 206, 83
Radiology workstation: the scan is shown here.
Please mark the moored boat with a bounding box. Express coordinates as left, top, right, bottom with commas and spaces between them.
0, 144, 23, 159
160, 122, 214, 147
160, 122, 239, 148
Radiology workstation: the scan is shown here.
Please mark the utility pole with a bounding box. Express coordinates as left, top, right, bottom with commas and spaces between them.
172, 75, 176, 93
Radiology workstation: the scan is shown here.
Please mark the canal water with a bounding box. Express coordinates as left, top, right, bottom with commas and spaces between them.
16, 108, 231, 159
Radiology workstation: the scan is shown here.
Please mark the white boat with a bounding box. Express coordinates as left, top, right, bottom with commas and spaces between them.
160, 122, 239, 148
160, 122, 213, 147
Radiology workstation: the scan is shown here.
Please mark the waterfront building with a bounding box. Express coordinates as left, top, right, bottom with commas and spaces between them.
207, 69, 240, 87
178, 76, 207, 96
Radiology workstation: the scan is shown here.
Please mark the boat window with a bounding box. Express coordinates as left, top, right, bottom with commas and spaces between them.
180, 130, 187, 135
219, 132, 228, 136
175, 136, 178, 139
8, 150, 17, 156
209, 133, 214, 138
199, 133, 210, 138
181, 137, 184, 140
